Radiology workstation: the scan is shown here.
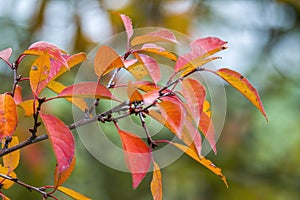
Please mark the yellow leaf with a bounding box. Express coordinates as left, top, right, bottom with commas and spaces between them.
0, 93, 17, 139
215, 68, 268, 121
94, 46, 124, 77
151, 162, 162, 200
0, 165, 17, 189
140, 47, 177, 61
54, 157, 76, 188
57, 186, 91, 200
180, 57, 220, 77
127, 63, 148, 81
29, 53, 51, 94
171, 142, 228, 188
47, 81, 88, 112
2, 137, 20, 171
17, 100, 35, 117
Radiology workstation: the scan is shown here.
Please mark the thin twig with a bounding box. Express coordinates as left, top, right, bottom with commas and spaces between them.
0, 134, 48, 157
138, 112, 157, 148
0, 174, 52, 198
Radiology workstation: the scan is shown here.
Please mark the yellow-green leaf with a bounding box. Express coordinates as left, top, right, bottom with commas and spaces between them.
57, 186, 91, 200
151, 161, 162, 200
2, 137, 20, 171
0, 93, 17, 139
214, 68, 268, 121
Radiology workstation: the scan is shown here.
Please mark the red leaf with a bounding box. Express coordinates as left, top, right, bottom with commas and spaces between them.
214, 68, 268, 121
40, 113, 75, 187
94, 46, 124, 77
133, 53, 161, 84
184, 117, 202, 156
117, 129, 152, 189
0, 48, 12, 66
131, 30, 178, 46
0, 93, 18, 139
199, 111, 217, 154
117, 13, 133, 47
151, 162, 162, 200
175, 37, 227, 74
181, 78, 206, 123
157, 96, 185, 138
58, 82, 116, 100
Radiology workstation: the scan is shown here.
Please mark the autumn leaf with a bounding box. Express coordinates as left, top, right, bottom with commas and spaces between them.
117, 129, 152, 189
17, 100, 35, 117
13, 85, 23, 104
94, 46, 124, 77
198, 111, 217, 154
151, 162, 162, 200
57, 186, 91, 200
40, 113, 75, 187
47, 81, 88, 112
175, 37, 227, 75
0, 93, 18, 139
114, 12, 133, 47
0, 192, 11, 200
157, 96, 185, 138
58, 82, 117, 100
142, 90, 159, 105
2, 137, 20, 171
213, 68, 268, 121
133, 53, 161, 84
131, 29, 178, 46
127, 81, 143, 103
127, 63, 148, 81
181, 78, 206, 123
139, 43, 177, 61
0, 166, 17, 190
171, 142, 228, 188
0, 48, 12, 67
29, 53, 51, 95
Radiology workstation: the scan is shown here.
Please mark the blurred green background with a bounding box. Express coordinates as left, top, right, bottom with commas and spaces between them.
1, 0, 300, 199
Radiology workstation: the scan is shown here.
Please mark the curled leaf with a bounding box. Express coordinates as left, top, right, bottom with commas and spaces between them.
94, 46, 124, 77
0, 93, 17, 139
117, 129, 152, 189
214, 68, 268, 121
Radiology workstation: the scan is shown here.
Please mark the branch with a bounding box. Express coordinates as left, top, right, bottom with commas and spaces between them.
0, 134, 48, 157
0, 174, 53, 198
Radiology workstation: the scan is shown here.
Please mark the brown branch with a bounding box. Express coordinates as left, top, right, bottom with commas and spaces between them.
0, 134, 48, 157
0, 173, 53, 198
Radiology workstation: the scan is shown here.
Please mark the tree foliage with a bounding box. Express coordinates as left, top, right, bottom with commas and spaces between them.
0, 13, 266, 199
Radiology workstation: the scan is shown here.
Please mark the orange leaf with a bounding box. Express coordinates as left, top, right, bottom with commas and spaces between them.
171, 142, 228, 187
181, 78, 206, 123
214, 68, 268, 121
13, 85, 22, 104
58, 82, 116, 100
157, 97, 185, 137
94, 46, 124, 77
17, 100, 35, 117
0, 166, 16, 189
57, 186, 91, 200
0, 93, 17, 139
47, 81, 88, 112
133, 53, 160, 84
29, 53, 51, 95
2, 136, 20, 171
131, 30, 178, 46
142, 90, 159, 105
40, 113, 75, 187
199, 111, 216, 154
151, 162, 162, 200
127, 81, 143, 103
117, 129, 152, 189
